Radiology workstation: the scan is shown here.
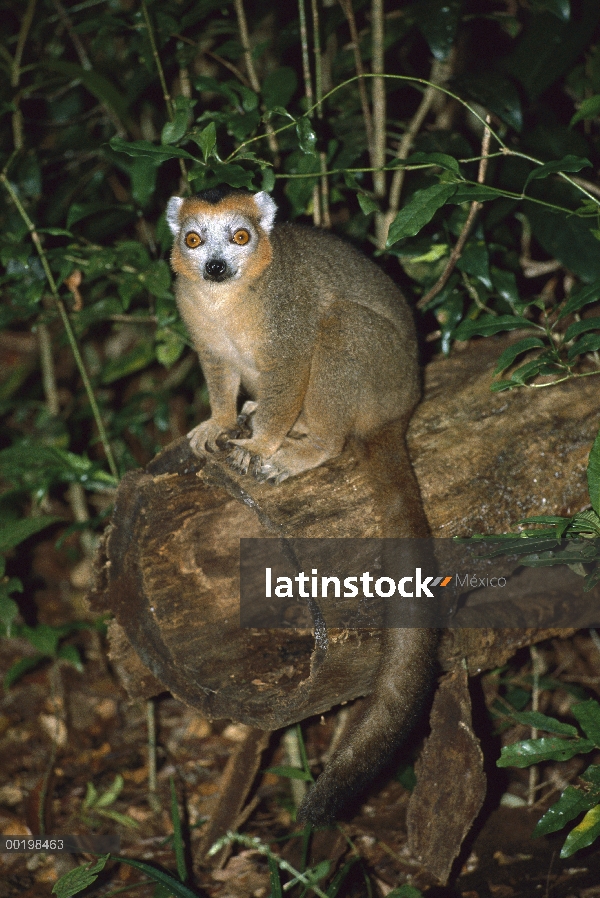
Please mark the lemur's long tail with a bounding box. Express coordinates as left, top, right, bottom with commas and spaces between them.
297, 628, 436, 825
297, 420, 437, 825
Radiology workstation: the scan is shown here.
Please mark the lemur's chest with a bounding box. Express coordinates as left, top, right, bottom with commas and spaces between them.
177, 281, 266, 374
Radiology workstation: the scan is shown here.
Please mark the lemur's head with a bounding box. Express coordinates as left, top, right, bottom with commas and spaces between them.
167, 187, 276, 284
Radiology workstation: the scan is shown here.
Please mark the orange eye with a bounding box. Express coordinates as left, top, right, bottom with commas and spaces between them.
185, 231, 202, 248
232, 229, 250, 246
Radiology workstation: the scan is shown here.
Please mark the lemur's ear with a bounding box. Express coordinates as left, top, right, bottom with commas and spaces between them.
166, 196, 184, 236
253, 192, 277, 234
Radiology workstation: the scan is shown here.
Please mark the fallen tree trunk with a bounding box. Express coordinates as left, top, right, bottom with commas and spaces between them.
89, 334, 600, 882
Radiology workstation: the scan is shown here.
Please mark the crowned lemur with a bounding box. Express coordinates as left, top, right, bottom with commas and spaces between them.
167, 186, 435, 825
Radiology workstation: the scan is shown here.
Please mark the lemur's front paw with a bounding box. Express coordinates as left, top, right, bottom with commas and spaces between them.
187, 419, 239, 456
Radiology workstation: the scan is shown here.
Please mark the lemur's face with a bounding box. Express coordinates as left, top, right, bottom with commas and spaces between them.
167, 191, 276, 285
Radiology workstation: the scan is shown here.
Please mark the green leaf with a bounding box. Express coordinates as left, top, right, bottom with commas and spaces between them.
506, 356, 563, 384
57, 644, 84, 672
262, 67, 297, 110
267, 855, 283, 898
67, 201, 130, 230
296, 117, 317, 155
571, 94, 600, 127
52, 855, 109, 898
567, 331, 600, 361
156, 329, 185, 367
506, 0, 600, 101
524, 155, 591, 189
266, 765, 313, 781
131, 156, 159, 207
386, 183, 457, 245
188, 162, 255, 191
457, 72, 523, 131
170, 777, 187, 883
110, 137, 199, 162
581, 764, 600, 786
533, 785, 596, 837
0, 444, 116, 495
101, 341, 156, 384
572, 700, 600, 746
261, 167, 276, 192
526, 189, 600, 283
326, 858, 359, 898
508, 710, 579, 736
564, 317, 600, 341
357, 193, 379, 215
387, 887, 425, 898
561, 803, 600, 857
498, 735, 595, 767
112, 857, 201, 898
83, 781, 99, 809
162, 96, 196, 145
559, 278, 600, 319
414, 0, 462, 60
494, 337, 546, 374
0, 515, 62, 553
491, 268, 520, 306
533, 0, 570, 21
456, 240, 492, 288
453, 314, 536, 340
45, 58, 130, 126
95, 774, 124, 808
4, 654, 46, 690
0, 588, 20, 637
587, 427, 600, 517
193, 122, 217, 163
95, 807, 139, 828
21, 623, 62, 656
449, 183, 502, 204
404, 151, 461, 176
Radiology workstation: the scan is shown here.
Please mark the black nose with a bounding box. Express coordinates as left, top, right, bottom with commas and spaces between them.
204, 258, 228, 281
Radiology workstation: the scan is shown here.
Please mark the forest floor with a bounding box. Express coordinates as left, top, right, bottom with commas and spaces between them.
2, 535, 600, 898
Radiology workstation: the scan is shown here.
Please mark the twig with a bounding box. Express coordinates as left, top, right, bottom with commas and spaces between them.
527, 644, 543, 807
233, 0, 279, 161
570, 175, 600, 200
311, 0, 330, 227
51, 0, 91, 69
205, 49, 252, 89
298, 0, 314, 107
338, 0, 374, 155
208, 832, 331, 898
1, 173, 119, 479
141, 0, 188, 187
380, 57, 453, 246
141, 0, 172, 119
53, 0, 127, 137
146, 699, 161, 812
298, 0, 320, 224
417, 116, 492, 309
282, 726, 308, 807
10, 0, 37, 149
371, 0, 386, 217
38, 324, 60, 417
517, 212, 562, 278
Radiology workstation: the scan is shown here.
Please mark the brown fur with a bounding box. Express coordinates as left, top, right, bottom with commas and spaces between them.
167, 190, 436, 824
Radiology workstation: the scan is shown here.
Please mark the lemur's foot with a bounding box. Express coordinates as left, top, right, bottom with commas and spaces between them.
237, 400, 257, 429
225, 444, 287, 482
187, 419, 240, 455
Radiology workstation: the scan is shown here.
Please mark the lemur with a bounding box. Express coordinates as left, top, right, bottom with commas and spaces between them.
167, 186, 435, 825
